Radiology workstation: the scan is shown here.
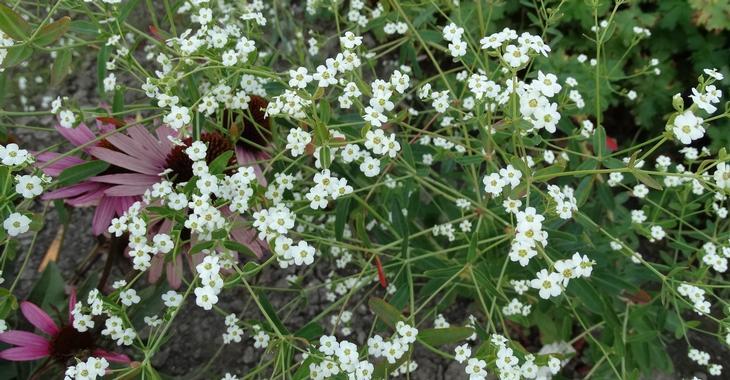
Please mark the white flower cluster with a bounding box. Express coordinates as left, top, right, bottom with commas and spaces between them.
0, 31, 12, 68
101, 315, 136, 346
546, 184, 577, 220
483, 164, 522, 197
63, 357, 109, 380
671, 69, 723, 145
108, 202, 175, 271
363, 71, 410, 127
530, 252, 593, 300
688, 348, 723, 376
305, 169, 353, 210
502, 298, 531, 317
195, 256, 223, 310
369, 321, 419, 364
508, 207, 547, 267
456, 334, 563, 380
223, 313, 244, 344
432, 222, 456, 242
443, 23, 467, 58
252, 324, 270, 349
702, 241, 730, 273
677, 283, 711, 315
308, 335, 373, 380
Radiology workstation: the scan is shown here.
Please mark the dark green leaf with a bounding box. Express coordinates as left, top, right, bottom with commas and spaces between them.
368, 297, 403, 330
58, 160, 110, 186
418, 327, 474, 346
33, 16, 70, 46
0, 4, 31, 40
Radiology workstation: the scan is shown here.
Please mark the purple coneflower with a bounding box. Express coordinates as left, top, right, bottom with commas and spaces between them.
0, 289, 130, 365
37, 120, 177, 235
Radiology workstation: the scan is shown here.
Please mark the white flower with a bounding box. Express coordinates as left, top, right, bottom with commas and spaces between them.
120, 289, 141, 306
363, 106, 387, 127
3, 213, 31, 236
360, 156, 381, 177
499, 165, 523, 189
465, 358, 487, 378
164, 105, 191, 130
15, 175, 43, 198
503, 44, 529, 68
530, 269, 563, 299
483, 173, 505, 196
340, 31, 363, 49
704, 68, 724, 81
672, 110, 704, 145
288, 67, 312, 89
103, 73, 116, 93
185, 141, 208, 161
194, 286, 218, 310
162, 290, 183, 308
59, 109, 76, 129
454, 344, 471, 363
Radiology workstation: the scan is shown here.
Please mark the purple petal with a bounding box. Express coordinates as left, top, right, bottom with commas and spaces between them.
42, 182, 106, 201
92, 196, 117, 235
93, 349, 131, 364
148, 255, 164, 285
0, 346, 49, 361
35, 153, 87, 177
104, 184, 155, 197
0, 331, 50, 350
19, 302, 59, 336
126, 126, 168, 162
89, 147, 161, 175
89, 173, 159, 185
155, 126, 178, 153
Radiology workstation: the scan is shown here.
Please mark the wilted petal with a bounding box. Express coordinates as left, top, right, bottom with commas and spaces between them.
93, 349, 131, 364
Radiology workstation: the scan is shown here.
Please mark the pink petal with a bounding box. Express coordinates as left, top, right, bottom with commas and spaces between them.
155, 126, 178, 153
89, 147, 161, 175
20, 302, 59, 336
92, 196, 117, 235
0, 331, 50, 350
0, 346, 49, 361
93, 349, 131, 364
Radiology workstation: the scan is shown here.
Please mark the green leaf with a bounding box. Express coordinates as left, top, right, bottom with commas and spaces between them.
190, 240, 216, 254
208, 150, 233, 174
0, 4, 31, 40
467, 228, 478, 263
633, 170, 663, 190
33, 16, 70, 46
368, 297, 403, 330
256, 291, 289, 334
51, 49, 72, 86
1, 44, 33, 67
97, 45, 110, 96
27, 262, 65, 309
334, 197, 351, 241
592, 125, 607, 159
222, 239, 257, 259
112, 87, 124, 112
58, 160, 110, 186
418, 327, 474, 346
294, 321, 324, 342
118, 0, 142, 23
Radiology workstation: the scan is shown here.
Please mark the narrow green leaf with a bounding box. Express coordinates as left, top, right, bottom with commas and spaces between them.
208, 150, 234, 174
58, 160, 110, 186
222, 239, 257, 259
1, 44, 33, 67
51, 49, 72, 86
334, 197, 351, 240
33, 16, 70, 46
368, 297, 403, 330
633, 170, 663, 190
418, 327, 474, 346
0, 4, 31, 40
256, 291, 289, 334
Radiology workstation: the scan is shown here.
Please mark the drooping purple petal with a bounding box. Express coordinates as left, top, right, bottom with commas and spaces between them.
55, 123, 96, 151
236, 147, 267, 187
68, 288, 77, 324
0, 346, 50, 361
0, 331, 50, 350
166, 255, 183, 289
89, 147, 161, 175
155, 126, 178, 153
92, 196, 117, 235
93, 349, 131, 364
35, 152, 87, 177
19, 302, 59, 336
148, 254, 164, 285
